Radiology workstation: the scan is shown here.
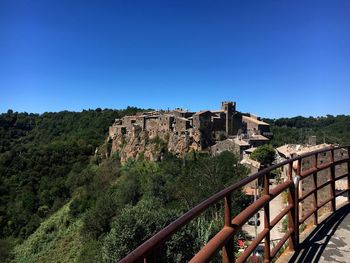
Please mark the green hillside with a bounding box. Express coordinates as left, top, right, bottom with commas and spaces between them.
1, 112, 350, 262
0, 107, 145, 262
7, 150, 249, 263
10, 202, 84, 263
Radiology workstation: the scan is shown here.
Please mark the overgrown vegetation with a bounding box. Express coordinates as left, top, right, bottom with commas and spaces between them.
9, 151, 249, 263
0, 107, 146, 262
10, 202, 84, 263
2, 111, 349, 262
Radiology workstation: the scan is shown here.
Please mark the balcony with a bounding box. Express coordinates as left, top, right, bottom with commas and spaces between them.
119, 146, 350, 263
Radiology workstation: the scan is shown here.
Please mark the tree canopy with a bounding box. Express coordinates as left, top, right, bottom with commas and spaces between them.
250, 145, 276, 166
0, 107, 149, 262
264, 115, 350, 147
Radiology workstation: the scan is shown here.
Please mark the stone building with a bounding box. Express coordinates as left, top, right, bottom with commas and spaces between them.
242, 114, 272, 138
108, 101, 272, 162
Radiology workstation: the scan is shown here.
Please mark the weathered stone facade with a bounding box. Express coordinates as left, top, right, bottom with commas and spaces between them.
108, 102, 271, 162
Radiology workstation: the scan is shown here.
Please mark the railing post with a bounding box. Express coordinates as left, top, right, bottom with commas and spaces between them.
294, 158, 301, 249
312, 153, 318, 225
288, 162, 296, 252
222, 193, 235, 263
330, 149, 336, 212
263, 172, 271, 263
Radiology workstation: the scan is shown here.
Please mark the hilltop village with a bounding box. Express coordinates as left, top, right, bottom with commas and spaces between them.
108, 101, 272, 162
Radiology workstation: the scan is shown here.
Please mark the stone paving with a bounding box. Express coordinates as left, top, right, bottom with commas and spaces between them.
286, 203, 350, 263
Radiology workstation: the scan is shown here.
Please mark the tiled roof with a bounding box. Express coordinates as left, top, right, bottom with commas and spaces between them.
243, 116, 269, 126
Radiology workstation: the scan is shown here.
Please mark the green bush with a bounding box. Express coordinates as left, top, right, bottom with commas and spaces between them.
250, 145, 276, 165
81, 171, 140, 240
69, 197, 91, 219
77, 240, 102, 263
10, 203, 84, 263
101, 199, 180, 263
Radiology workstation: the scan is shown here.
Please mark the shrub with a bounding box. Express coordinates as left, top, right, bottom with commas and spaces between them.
101, 199, 180, 263
250, 145, 276, 165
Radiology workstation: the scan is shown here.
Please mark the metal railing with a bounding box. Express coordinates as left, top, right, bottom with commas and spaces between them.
119, 145, 350, 263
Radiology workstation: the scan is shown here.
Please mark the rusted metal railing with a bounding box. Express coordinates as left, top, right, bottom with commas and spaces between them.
119, 145, 350, 263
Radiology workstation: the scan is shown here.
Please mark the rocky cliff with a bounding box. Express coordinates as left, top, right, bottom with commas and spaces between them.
109, 128, 203, 163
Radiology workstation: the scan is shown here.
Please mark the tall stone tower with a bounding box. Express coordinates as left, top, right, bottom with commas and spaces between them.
221, 101, 235, 136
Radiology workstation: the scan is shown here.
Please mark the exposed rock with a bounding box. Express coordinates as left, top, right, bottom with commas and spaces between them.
110, 128, 201, 163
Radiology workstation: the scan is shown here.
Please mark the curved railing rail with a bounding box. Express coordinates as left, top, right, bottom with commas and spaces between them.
119, 145, 350, 263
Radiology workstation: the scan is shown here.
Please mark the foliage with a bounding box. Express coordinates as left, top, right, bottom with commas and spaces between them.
250, 145, 276, 165
281, 217, 288, 233
264, 115, 350, 146
148, 135, 168, 154
10, 203, 84, 263
6, 149, 247, 263
76, 240, 102, 263
0, 237, 18, 263
281, 191, 288, 205
98, 151, 249, 262
80, 164, 140, 239
0, 107, 147, 261
101, 199, 180, 263
6, 112, 350, 262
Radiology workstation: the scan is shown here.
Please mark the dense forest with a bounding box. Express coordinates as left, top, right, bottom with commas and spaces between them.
1, 110, 349, 262
0, 107, 145, 261
264, 115, 350, 147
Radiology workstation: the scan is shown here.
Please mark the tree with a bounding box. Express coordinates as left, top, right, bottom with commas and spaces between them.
250, 145, 276, 166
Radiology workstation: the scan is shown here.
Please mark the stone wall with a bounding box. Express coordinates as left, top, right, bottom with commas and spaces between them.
174, 117, 190, 133
211, 139, 236, 156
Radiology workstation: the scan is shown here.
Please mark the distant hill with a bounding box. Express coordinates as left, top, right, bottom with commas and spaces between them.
264, 115, 350, 147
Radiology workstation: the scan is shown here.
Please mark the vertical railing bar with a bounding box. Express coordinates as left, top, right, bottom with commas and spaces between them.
222, 193, 235, 263
313, 153, 318, 225
296, 158, 302, 181
263, 171, 271, 262
288, 162, 296, 251
330, 149, 336, 212
295, 158, 301, 248
224, 193, 232, 227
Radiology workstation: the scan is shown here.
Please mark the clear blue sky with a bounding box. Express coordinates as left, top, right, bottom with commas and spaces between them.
1, 0, 349, 118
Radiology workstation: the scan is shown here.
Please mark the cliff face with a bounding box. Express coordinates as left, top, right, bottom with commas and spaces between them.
109, 128, 202, 163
